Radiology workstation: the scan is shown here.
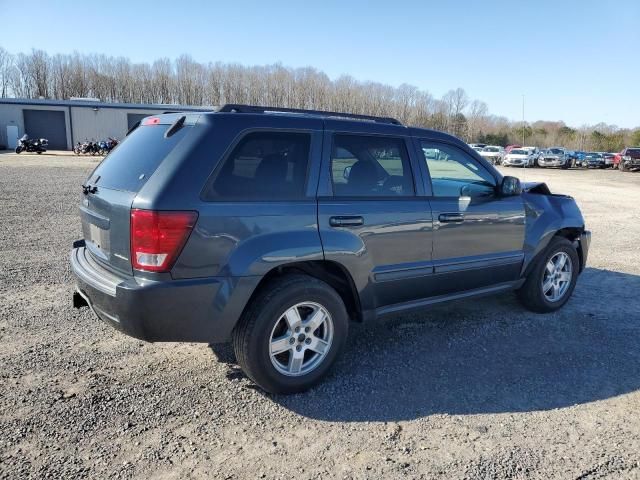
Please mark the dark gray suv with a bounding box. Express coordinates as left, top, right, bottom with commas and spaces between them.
71, 105, 590, 393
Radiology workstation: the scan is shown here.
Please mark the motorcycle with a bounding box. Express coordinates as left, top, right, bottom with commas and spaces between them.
97, 137, 118, 155
74, 140, 100, 155
15, 134, 48, 154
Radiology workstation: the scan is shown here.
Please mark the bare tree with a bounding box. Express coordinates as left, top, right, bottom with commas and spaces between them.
1, 47, 636, 148
0, 47, 13, 98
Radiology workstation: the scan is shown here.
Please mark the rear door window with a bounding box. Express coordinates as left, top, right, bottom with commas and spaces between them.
89, 124, 191, 193
205, 131, 311, 200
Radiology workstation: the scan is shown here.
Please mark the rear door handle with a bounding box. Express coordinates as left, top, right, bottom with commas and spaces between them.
438, 213, 465, 223
329, 216, 364, 227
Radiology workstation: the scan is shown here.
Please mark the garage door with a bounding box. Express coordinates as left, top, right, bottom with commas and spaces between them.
23, 110, 68, 150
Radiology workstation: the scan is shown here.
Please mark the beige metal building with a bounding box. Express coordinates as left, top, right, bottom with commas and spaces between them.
0, 98, 210, 150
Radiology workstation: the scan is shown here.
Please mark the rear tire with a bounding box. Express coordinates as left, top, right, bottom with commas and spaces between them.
517, 237, 579, 313
232, 274, 349, 394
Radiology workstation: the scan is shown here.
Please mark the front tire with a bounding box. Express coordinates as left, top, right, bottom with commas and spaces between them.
15, 147, 22, 154
517, 237, 579, 313
232, 274, 349, 394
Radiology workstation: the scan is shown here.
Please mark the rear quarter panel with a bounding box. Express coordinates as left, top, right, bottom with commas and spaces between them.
137, 114, 326, 280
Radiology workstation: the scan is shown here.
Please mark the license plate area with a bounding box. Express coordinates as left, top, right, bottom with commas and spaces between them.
88, 224, 109, 251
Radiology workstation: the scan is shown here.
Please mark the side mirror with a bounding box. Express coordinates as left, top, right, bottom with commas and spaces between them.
500, 176, 522, 196
343, 166, 352, 180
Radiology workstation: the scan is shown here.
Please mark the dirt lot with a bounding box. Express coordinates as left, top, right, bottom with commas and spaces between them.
1, 154, 639, 479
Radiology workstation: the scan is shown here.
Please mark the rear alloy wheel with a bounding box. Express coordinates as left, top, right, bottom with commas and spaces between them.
268, 302, 334, 377
517, 237, 579, 313
232, 274, 348, 394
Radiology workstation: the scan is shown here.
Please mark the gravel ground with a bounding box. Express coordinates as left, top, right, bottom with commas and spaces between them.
1, 154, 639, 479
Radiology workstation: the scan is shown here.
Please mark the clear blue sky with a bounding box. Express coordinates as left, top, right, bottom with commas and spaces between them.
1, 0, 638, 128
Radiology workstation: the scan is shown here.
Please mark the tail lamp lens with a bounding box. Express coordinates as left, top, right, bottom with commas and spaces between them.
130, 209, 198, 272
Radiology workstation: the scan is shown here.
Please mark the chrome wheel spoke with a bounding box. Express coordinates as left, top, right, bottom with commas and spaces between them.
557, 254, 567, 270
542, 277, 554, 294
270, 336, 292, 356
288, 350, 305, 374
305, 308, 326, 332
558, 272, 571, 282
283, 307, 302, 330
308, 338, 329, 355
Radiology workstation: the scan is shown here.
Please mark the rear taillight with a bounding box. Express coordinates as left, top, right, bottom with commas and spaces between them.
130, 209, 198, 272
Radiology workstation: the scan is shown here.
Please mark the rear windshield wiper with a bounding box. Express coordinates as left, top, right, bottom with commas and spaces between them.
164, 115, 186, 138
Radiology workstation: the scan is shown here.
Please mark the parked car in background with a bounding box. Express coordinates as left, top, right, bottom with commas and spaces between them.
469, 143, 487, 151
613, 151, 623, 168
69, 104, 590, 393
478, 145, 504, 165
505, 144, 522, 154
521, 146, 541, 166
619, 147, 640, 171
602, 152, 615, 168
503, 148, 534, 167
572, 151, 586, 165
581, 152, 605, 168
538, 147, 571, 169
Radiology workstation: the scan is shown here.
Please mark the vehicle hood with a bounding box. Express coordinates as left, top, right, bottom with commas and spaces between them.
506, 154, 529, 159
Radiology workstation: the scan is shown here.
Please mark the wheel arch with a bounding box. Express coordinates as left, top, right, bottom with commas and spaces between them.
239, 260, 363, 324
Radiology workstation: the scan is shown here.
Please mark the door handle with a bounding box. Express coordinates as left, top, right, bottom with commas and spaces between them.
438, 213, 465, 223
329, 216, 364, 227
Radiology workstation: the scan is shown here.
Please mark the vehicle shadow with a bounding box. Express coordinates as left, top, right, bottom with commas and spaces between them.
212, 267, 640, 422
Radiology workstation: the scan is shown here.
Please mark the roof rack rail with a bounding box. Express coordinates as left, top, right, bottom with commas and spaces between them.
218, 104, 403, 126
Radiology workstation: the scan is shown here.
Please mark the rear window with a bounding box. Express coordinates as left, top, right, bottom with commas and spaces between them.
89, 125, 190, 192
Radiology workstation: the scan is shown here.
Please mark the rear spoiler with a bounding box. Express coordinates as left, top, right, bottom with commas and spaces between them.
126, 113, 201, 137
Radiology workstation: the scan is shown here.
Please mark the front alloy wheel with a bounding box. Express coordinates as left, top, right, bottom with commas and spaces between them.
516, 237, 579, 313
541, 252, 572, 302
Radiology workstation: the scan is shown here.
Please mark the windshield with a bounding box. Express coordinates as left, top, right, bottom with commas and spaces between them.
548, 148, 564, 155
510, 149, 528, 155
586, 152, 602, 158
483, 147, 500, 152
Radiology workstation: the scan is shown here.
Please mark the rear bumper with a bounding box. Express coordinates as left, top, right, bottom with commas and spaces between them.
70, 246, 259, 343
